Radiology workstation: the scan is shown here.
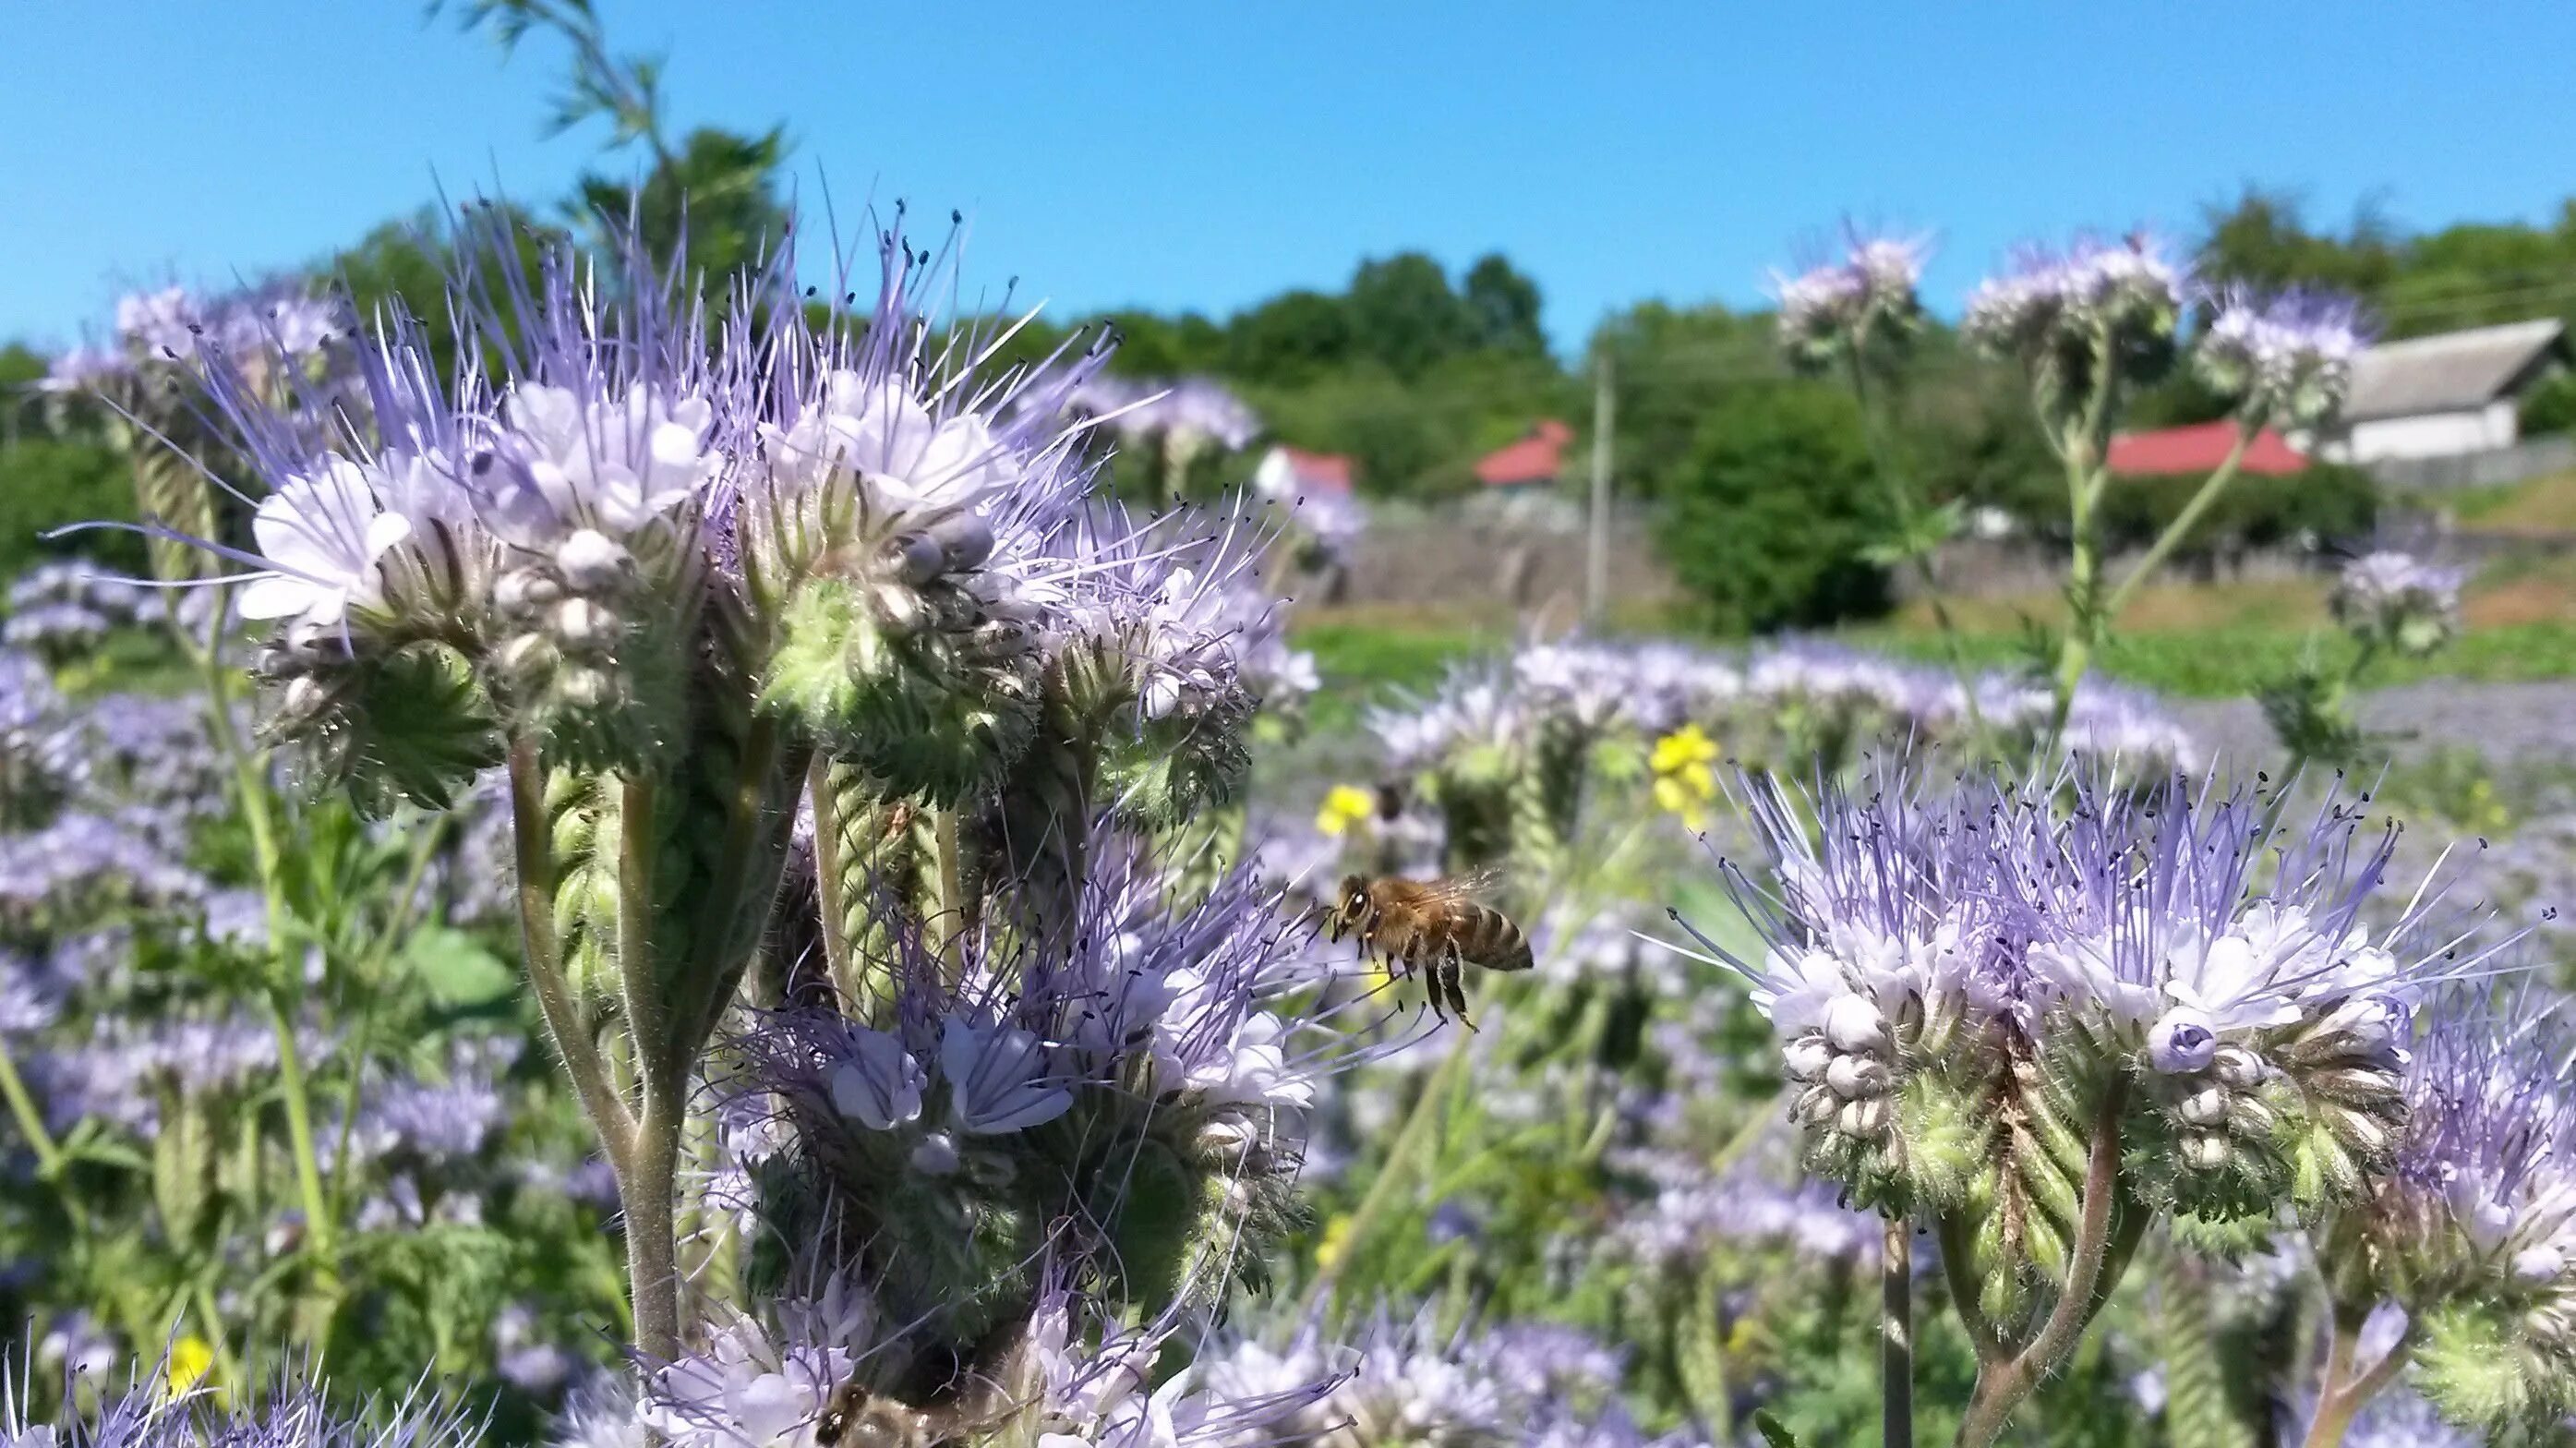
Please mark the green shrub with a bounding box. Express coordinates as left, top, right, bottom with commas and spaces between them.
0, 433, 145, 579
2519, 369, 2576, 436
2093, 462, 2376, 555
1659, 381, 1893, 634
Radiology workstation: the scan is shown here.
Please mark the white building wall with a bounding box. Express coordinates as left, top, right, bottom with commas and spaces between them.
2333, 404, 2521, 463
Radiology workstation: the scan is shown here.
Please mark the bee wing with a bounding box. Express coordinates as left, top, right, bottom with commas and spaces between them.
1419, 864, 1511, 903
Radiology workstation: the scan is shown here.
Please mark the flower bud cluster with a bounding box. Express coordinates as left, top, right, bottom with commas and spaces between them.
719, 840, 1375, 1371
1964, 233, 2186, 404
2330, 550, 2464, 660
2333, 986, 2576, 1436
2194, 285, 2372, 427
1683, 761, 2479, 1235
159, 209, 1296, 822
1771, 232, 1928, 369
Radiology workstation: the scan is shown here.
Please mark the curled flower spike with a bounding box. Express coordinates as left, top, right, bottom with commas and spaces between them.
2195, 284, 2373, 427
2331, 550, 2464, 660
1964, 232, 2187, 405
1771, 229, 1930, 369
2318, 983, 2576, 1437
1678, 756, 2502, 1245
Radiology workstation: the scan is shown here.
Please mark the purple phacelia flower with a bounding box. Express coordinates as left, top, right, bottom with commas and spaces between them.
1772, 229, 1929, 367
2196, 285, 2373, 425
2331, 550, 2464, 659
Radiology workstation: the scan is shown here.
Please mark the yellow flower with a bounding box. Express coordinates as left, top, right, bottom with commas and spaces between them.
1315, 1212, 1355, 1271
1651, 726, 1720, 830
1650, 723, 1719, 776
163, 1335, 217, 1404
1315, 784, 1376, 838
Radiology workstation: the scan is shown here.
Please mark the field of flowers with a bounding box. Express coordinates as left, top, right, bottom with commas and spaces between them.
4, 196, 2575, 1448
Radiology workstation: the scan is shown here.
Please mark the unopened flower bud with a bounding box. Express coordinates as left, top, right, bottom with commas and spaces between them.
1793, 1084, 1838, 1127
1197, 1116, 1260, 1165
1826, 1055, 1889, 1100
2149, 1008, 2220, 1073
497, 633, 555, 675
496, 569, 563, 613
873, 584, 925, 636
2178, 1085, 2231, 1126
1837, 1097, 1890, 1138
909, 1132, 960, 1176
281, 674, 334, 721
2511, 1244, 2565, 1285
1782, 1036, 1833, 1081
2211, 1044, 2267, 1090
928, 513, 995, 571
1824, 996, 1889, 1055
556, 528, 630, 591
555, 597, 616, 649
2305, 1064, 2403, 1105
893, 533, 947, 586
2182, 1132, 2232, 1170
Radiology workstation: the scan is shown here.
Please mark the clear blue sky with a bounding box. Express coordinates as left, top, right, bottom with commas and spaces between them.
10, 2, 2576, 356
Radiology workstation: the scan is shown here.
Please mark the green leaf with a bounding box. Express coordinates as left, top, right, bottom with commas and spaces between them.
401, 924, 518, 1008
1751, 1409, 1801, 1448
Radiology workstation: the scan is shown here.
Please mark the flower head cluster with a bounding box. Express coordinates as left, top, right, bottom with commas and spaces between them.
2330, 551, 2464, 660
1201, 1309, 1691, 1448
0, 648, 82, 828
42, 283, 343, 397
146, 208, 1295, 817
608, 1265, 1347, 1448
1964, 233, 2187, 401
1, 1359, 478, 1448
2338, 987, 2576, 1435
5, 561, 148, 662
719, 841, 1371, 1389
1771, 232, 1929, 368
2195, 286, 2373, 426
1071, 376, 1262, 454
1684, 761, 2478, 1233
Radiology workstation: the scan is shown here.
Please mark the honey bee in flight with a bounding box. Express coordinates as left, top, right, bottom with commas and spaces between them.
1327, 870, 1533, 1025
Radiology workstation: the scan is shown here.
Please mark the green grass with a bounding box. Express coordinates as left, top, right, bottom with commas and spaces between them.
1295, 619, 1507, 730
1852, 621, 2576, 696
1294, 612, 2576, 718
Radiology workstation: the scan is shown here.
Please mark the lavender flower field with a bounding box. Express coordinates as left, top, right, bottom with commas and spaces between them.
11, 9, 2576, 1448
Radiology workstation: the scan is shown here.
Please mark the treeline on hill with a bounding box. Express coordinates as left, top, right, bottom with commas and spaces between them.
17, 182, 2576, 631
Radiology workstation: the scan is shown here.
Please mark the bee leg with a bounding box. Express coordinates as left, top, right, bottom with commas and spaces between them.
1439, 948, 1476, 1031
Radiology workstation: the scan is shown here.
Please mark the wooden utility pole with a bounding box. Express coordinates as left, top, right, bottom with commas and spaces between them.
1585, 352, 1614, 623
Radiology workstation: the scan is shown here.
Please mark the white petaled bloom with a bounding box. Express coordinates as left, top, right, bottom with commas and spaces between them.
638, 1307, 862, 1448
827, 1027, 926, 1131
939, 1017, 1074, 1134
485, 381, 721, 545
763, 368, 1024, 511
237, 455, 415, 626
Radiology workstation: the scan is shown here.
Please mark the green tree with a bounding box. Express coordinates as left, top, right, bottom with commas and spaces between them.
1227, 289, 1354, 384
1343, 252, 1477, 380
1586, 300, 1781, 500
1661, 381, 1892, 633
1462, 253, 1547, 356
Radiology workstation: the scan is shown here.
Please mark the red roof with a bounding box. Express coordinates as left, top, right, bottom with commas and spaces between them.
2107, 422, 2309, 477
1279, 446, 1353, 494
1475, 418, 1575, 487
